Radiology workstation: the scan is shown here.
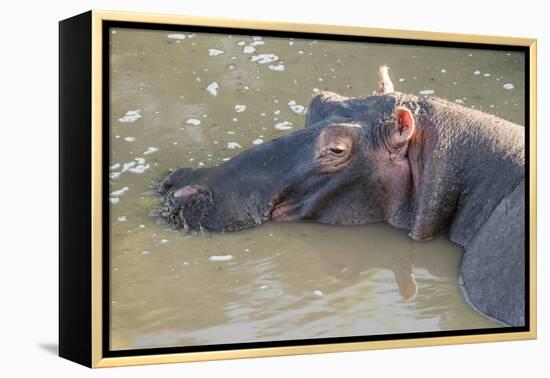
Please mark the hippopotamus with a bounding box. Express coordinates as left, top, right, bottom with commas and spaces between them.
155, 66, 525, 327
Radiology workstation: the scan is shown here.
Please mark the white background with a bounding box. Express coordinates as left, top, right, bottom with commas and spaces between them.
0, 0, 547, 376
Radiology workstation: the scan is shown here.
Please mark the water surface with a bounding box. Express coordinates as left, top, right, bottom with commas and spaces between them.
108, 28, 524, 350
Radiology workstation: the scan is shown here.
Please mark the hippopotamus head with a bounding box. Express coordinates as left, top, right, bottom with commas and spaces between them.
156, 66, 418, 233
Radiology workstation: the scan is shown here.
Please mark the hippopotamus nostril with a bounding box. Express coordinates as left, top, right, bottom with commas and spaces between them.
155, 167, 213, 196
174, 185, 201, 198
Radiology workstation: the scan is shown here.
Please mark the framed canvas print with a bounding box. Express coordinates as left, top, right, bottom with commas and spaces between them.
59, 10, 537, 368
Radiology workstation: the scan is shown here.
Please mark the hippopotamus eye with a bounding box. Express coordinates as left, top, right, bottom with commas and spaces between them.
315, 126, 356, 172
330, 147, 346, 155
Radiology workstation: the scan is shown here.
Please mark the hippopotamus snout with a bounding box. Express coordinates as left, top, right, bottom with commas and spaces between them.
157, 167, 212, 196
160, 182, 214, 231
157, 168, 216, 230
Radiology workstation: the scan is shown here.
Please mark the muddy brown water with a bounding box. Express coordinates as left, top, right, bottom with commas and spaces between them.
108, 27, 524, 350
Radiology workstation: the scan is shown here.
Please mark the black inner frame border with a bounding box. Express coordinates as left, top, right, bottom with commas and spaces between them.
101, 19, 531, 359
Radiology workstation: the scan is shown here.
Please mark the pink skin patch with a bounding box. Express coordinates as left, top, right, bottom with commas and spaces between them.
371, 148, 413, 226
270, 201, 299, 222
173, 185, 200, 198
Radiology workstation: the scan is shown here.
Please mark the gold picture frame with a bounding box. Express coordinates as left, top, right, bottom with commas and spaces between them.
59, 10, 537, 368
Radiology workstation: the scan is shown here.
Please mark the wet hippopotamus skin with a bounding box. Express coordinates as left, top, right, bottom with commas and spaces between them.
156, 66, 525, 327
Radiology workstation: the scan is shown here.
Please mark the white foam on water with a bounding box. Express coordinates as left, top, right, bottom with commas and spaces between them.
121, 161, 136, 172
208, 48, 224, 56
134, 157, 145, 164
222, 157, 231, 162
455, 99, 465, 104
186, 118, 202, 126
227, 142, 242, 149
250, 54, 278, 64
160, 239, 169, 244
110, 198, 119, 204
237, 41, 246, 46
312, 88, 320, 93
198, 162, 205, 167
111, 187, 129, 197
474, 70, 481, 75
252, 138, 263, 145
252, 36, 262, 41
227, 131, 236, 135
141, 251, 150, 255
206, 82, 219, 96
398, 78, 405, 82
259, 284, 269, 289
128, 164, 150, 174
441, 69, 447, 73
503, 83, 514, 90
234, 104, 246, 112
144, 147, 159, 155
110, 163, 121, 171
110, 172, 121, 179
243, 45, 255, 54
313, 290, 324, 297
275, 121, 293, 130
124, 137, 135, 142
483, 73, 491, 77
117, 216, 127, 222
419, 89, 435, 95
167, 33, 186, 40
268, 64, 285, 71
209, 255, 234, 262
288, 100, 306, 114
118, 110, 142, 123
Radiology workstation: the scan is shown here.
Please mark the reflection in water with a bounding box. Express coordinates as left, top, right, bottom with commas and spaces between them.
108, 28, 521, 350
110, 223, 500, 350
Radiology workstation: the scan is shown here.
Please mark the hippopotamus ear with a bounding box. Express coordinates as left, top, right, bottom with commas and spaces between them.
391, 107, 415, 148
376, 65, 394, 95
